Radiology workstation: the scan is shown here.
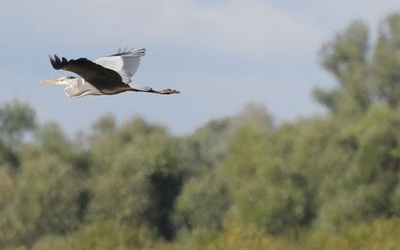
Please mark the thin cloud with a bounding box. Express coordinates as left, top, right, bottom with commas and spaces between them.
2, 0, 325, 58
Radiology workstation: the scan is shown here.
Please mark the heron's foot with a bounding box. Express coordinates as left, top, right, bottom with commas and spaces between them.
159, 88, 180, 94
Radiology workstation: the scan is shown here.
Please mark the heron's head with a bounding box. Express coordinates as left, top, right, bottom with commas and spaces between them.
40, 76, 76, 85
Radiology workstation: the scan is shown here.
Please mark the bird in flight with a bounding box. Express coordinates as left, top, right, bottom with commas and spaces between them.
41, 48, 180, 98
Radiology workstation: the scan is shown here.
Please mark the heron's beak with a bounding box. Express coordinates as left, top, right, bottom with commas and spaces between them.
40, 79, 59, 84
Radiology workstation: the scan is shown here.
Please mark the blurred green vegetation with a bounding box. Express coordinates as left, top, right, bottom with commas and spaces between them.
3, 13, 400, 250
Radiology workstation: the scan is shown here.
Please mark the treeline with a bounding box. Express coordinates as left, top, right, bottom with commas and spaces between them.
2, 13, 400, 250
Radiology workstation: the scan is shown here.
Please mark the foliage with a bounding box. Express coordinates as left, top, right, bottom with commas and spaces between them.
316, 106, 400, 231
174, 174, 230, 233
372, 13, 400, 108
314, 20, 370, 116
0, 100, 36, 173
0, 100, 36, 146
86, 116, 185, 241
30, 221, 157, 250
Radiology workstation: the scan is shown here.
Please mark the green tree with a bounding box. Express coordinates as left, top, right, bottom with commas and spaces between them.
91, 114, 116, 135
0, 100, 36, 146
3, 123, 85, 248
0, 100, 36, 172
183, 103, 273, 178
184, 117, 234, 172
314, 21, 371, 116
174, 174, 230, 233
316, 106, 400, 231
372, 13, 400, 108
173, 104, 272, 236
0, 101, 37, 248
219, 115, 312, 236
0, 167, 17, 248
87, 116, 185, 240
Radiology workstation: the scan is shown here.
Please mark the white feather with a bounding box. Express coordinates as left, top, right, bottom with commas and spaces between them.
94, 48, 145, 84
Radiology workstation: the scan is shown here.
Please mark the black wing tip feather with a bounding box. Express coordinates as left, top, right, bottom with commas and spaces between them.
49, 54, 59, 70
49, 54, 92, 70
49, 54, 68, 70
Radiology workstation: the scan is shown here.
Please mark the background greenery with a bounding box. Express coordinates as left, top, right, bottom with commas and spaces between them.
2, 13, 400, 250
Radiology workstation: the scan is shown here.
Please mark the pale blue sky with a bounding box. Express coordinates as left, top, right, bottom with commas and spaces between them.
1, 0, 399, 135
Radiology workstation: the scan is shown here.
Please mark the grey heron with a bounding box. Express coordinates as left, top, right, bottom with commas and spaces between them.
41, 48, 180, 98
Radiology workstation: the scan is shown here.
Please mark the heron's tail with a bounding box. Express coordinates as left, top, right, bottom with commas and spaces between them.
130, 83, 152, 92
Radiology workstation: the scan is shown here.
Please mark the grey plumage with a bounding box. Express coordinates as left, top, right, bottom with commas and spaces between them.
42, 48, 179, 98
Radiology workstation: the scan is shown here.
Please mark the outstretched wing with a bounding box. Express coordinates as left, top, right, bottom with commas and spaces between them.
94, 48, 146, 84
49, 55, 123, 86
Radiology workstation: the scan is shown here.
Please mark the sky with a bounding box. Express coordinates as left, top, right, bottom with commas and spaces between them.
1, 0, 399, 136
